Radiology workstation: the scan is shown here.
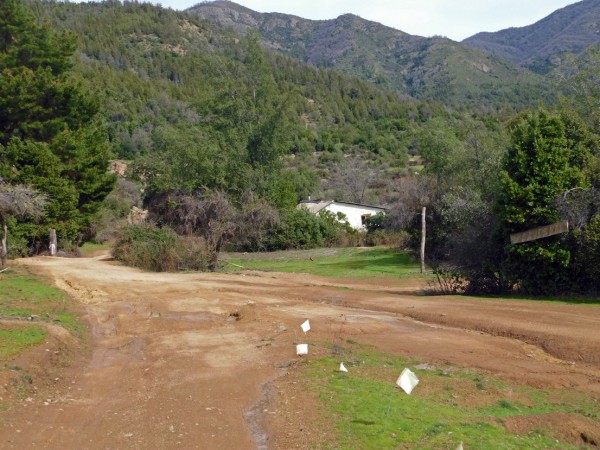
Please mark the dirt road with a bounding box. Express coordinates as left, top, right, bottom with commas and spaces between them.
1, 254, 599, 449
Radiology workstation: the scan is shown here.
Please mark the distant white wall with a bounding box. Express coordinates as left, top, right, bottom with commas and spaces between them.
325, 203, 384, 230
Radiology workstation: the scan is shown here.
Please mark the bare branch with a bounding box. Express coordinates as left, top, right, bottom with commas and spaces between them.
0, 183, 48, 221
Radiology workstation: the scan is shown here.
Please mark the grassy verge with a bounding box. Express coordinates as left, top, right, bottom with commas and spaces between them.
297, 343, 597, 449
0, 327, 47, 361
0, 266, 85, 410
224, 247, 423, 278
79, 241, 111, 257
0, 266, 83, 335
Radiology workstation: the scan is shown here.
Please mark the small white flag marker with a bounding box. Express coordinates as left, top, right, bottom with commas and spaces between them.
300, 319, 310, 333
339, 362, 348, 373
296, 344, 308, 355
396, 368, 419, 394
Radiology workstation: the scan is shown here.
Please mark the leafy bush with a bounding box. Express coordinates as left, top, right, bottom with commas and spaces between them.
499, 110, 586, 295
264, 208, 354, 250
113, 223, 213, 272
364, 212, 385, 233
5, 232, 29, 260
570, 214, 600, 294
92, 179, 142, 244
265, 208, 329, 249
364, 213, 411, 247
57, 239, 81, 257
113, 223, 180, 272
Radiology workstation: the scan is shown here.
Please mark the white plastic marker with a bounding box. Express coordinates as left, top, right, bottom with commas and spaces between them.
301, 319, 310, 333
396, 368, 419, 394
339, 362, 348, 373
456, 442, 464, 450
296, 344, 308, 355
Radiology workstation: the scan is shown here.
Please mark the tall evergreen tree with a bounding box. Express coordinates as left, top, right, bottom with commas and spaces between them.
0, 0, 115, 249
498, 110, 586, 294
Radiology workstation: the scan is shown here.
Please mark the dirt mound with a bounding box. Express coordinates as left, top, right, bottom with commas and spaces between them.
0, 322, 86, 409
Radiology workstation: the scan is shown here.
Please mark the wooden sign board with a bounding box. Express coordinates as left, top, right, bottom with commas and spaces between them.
510, 221, 569, 245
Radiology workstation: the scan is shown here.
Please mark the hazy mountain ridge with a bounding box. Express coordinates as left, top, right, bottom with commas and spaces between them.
188, 1, 551, 108
463, 0, 600, 73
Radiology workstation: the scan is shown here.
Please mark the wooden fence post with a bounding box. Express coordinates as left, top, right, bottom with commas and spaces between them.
420, 207, 426, 274
1, 223, 7, 268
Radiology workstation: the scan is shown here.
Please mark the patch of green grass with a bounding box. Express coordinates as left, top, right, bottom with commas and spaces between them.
79, 241, 111, 257
224, 247, 423, 278
0, 327, 47, 361
299, 344, 590, 449
0, 267, 83, 334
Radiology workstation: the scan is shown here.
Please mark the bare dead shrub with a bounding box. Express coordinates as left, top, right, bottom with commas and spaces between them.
425, 265, 468, 295
234, 191, 279, 251
146, 190, 280, 270
365, 230, 410, 248
0, 183, 47, 267
175, 236, 211, 271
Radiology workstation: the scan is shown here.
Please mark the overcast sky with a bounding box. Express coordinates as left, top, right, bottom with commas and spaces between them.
148, 0, 581, 41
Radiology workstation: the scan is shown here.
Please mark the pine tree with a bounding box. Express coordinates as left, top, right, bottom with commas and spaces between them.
498, 110, 586, 294
0, 0, 115, 249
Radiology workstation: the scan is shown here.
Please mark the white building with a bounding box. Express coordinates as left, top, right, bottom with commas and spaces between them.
298, 199, 386, 230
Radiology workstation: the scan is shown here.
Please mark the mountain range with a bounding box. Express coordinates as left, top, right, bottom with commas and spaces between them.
463, 0, 600, 73
190, 0, 600, 105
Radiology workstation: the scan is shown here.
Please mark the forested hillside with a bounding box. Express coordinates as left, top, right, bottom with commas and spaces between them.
189, 1, 552, 108
26, 0, 503, 207
30, 0, 532, 209
464, 0, 600, 73
31, 0, 420, 164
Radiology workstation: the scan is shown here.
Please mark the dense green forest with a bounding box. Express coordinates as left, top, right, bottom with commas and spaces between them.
2, 0, 600, 296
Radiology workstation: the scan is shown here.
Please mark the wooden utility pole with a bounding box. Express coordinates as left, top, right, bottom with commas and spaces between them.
420, 207, 426, 274
49, 229, 57, 256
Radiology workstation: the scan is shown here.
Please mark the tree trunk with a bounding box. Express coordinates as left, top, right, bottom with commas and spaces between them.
1, 223, 7, 269
420, 207, 426, 274
49, 229, 57, 256
208, 238, 223, 272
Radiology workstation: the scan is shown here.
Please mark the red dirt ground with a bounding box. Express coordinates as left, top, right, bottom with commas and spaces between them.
1, 253, 599, 449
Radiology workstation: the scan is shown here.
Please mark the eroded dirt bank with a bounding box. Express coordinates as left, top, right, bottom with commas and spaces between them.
1, 254, 599, 449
